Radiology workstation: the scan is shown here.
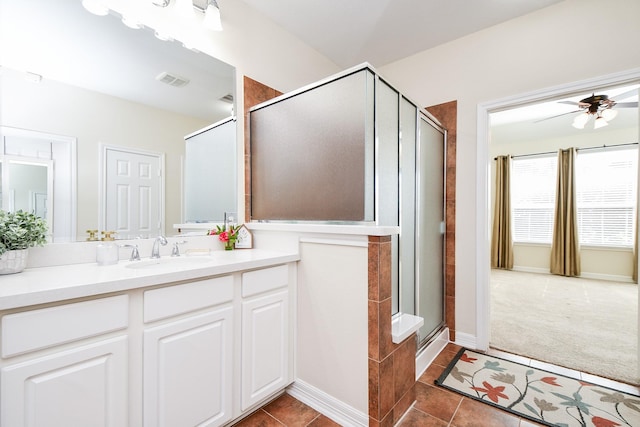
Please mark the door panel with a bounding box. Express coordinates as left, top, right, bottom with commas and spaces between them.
105, 147, 161, 239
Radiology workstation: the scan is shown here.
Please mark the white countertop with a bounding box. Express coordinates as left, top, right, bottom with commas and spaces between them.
0, 249, 299, 311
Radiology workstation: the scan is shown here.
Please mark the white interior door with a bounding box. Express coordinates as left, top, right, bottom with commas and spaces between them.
103, 146, 163, 239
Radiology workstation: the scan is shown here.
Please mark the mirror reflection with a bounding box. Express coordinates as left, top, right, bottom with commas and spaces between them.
0, 0, 236, 241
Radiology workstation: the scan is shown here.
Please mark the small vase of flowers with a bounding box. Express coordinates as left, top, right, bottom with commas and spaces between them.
208, 224, 239, 250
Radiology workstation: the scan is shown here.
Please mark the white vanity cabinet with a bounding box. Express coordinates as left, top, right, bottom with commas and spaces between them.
0, 295, 129, 427
240, 265, 292, 410
0, 251, 298, 427
143, 276, 234, 427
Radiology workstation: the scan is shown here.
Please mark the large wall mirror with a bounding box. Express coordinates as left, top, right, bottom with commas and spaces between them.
0, 0, 236, 241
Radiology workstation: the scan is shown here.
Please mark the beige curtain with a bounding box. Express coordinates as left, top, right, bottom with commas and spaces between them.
550, 148, 581, 276
491, 155, 513, 270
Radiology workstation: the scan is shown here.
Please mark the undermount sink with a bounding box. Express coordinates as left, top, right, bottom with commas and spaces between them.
125, 256, 213, 270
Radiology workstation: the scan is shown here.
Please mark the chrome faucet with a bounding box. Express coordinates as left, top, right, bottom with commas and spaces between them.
151, 235, 168, 259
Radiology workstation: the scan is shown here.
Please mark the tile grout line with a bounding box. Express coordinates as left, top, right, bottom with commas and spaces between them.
303, 413, 322, 426
447, 397, 464, 427
261, 408, 287, 426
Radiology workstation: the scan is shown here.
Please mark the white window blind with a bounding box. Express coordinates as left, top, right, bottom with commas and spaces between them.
576, 147, 638, 247
511, 155, 557, 244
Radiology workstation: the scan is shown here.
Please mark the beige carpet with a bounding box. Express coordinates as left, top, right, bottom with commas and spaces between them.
490, 269, 639, 385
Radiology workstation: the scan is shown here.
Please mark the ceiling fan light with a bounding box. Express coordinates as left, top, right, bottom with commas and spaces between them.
82, 0, 109, 16
572, 113, 589, 129
593, 116, 609, 129
601, 108, 618, 121
203, 1, 223, 31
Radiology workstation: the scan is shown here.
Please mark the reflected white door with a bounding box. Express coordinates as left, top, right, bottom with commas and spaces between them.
104, 147, 163, 239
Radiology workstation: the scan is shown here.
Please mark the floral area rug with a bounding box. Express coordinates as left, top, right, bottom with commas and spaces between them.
435, 348, 640, 427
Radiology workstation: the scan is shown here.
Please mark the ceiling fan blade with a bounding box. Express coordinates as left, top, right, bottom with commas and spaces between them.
558, 100, 580, 106
558, 100, 591, 109
534, 109, 584, 123
612, 88, 639, 102
613, 101, 638, 108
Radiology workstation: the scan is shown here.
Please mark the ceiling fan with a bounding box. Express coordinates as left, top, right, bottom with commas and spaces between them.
536, 88, 639, 129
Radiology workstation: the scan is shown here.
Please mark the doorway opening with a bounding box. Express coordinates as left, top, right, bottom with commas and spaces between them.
477, 70, 640, 384
0, 126, 77, 242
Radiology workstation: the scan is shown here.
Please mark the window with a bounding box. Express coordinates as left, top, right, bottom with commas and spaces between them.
511, 155, 557, 244
576, 147, 638, 247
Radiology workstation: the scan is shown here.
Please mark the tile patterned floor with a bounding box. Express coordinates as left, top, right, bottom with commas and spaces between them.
233, 343, 640, 426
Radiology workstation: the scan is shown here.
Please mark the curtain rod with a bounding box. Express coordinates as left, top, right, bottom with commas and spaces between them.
494, 142, 639, 160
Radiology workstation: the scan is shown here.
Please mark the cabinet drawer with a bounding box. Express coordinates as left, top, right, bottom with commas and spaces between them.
1, 295, 129, 358
242, 265, 288, 298
144, 276, 233, 323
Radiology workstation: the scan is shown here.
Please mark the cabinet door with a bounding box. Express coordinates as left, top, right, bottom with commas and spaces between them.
144, 307, 233, 427
1, 336, 128, 427
241, 289, 289, 410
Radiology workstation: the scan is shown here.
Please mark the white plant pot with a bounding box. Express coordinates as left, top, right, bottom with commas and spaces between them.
0, 249, 28, 275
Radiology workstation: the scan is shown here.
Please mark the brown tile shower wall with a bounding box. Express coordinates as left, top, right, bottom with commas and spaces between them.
243, 76, 283, 221
426, 101, 457, 343
368, 236, 416, 427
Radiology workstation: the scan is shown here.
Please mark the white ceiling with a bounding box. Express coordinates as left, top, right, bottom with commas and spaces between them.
239, 0, 564, 68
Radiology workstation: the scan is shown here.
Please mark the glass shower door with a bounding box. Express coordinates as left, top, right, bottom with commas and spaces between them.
415, 113, 446, 346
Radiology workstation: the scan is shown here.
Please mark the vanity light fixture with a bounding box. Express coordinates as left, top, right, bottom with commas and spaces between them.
154, 30, 174, 42
121, 16, 143, 29
81, 0, 109, 16
192, 0, 222, 31
203, 0, 223, 31
24, 71, 43, 84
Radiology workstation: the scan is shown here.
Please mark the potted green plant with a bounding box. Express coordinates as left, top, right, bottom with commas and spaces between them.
0, 210, 48, 274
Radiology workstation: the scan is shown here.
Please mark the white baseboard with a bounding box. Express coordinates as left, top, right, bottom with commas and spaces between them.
416, 328, 449, 378
454, 331, 477, 350
512, 266, 548, 274
579, 272, 635, 283
287, 380, 368, 427
512, 266, 634, 283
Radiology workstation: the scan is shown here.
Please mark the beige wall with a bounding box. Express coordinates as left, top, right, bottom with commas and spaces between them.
379, 0, 640, 338
1, 71, 208, 238
513, 244, 634, 281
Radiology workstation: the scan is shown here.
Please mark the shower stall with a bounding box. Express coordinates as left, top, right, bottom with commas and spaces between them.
249, 64, 446, 351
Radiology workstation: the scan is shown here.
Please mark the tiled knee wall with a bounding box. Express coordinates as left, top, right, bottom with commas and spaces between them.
368, 236, 416, 426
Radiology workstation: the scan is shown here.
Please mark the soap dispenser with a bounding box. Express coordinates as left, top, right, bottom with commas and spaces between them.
96, 231, 119, 266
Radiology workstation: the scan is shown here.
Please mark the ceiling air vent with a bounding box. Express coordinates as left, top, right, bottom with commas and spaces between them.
219, 93, 234, 103
156, 72, 190, 88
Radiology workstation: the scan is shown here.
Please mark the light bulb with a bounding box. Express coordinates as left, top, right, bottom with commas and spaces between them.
82, 0, 109, 16
154, 30, 173, 42
594, 116, 609, 129
572, 113, 589, 129
203, 2, 223, 31
122, 16, 142, 29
